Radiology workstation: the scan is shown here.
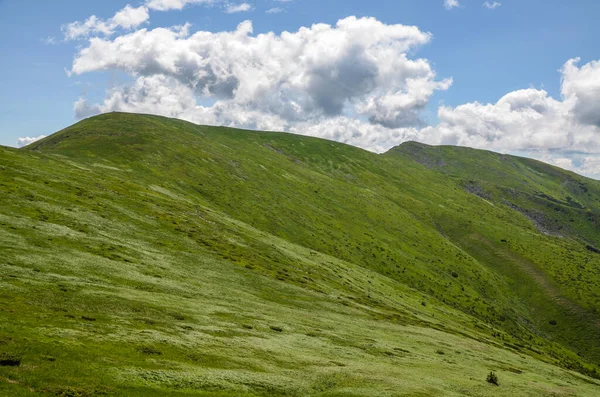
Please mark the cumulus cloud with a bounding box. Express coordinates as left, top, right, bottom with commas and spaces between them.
417, 58, 600, 156
70, 16, 450, 150
444, 0, 460, 10
17, 135, 47, 148
225, 3, 252, 13
561, 58, 600, 128
63, 5, 150, 40
483, 1, 501, 9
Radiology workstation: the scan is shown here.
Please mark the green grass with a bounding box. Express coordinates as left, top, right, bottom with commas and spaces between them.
0, 112, 599, 395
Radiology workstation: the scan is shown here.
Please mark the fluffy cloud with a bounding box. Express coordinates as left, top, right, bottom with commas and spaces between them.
417, 58, 600, 156
225, 3, 252, 13
17, 135, 47, 148
419, 88, 573, 150
71, 16, 450, 150
444, 0, 460, 10
63, 5, 150, 40
561, 58, 600, 128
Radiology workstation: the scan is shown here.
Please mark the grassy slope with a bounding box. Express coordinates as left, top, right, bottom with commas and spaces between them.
0, 112, 598, 395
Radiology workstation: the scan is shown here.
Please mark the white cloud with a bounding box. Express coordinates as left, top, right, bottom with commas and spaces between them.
266, 7, 283, 14
416, 58, 600, 155
17, 135, 47, 148
225, 3, 252, 13
444, 0, 460, 10
418, 88, 572, 151
112, 5, 151, 29
63, 5, 150, 40
483, 1, 501, 9
70, 16, 449, 145
561, 58, 600, 128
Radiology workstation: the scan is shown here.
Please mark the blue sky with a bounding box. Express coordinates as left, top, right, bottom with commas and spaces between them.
1, 0, 600, 176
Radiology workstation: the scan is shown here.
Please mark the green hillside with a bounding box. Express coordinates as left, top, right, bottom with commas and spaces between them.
1, 112, 599, 396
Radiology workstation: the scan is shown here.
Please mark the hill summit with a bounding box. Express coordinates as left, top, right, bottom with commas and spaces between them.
1, 112, 599, 396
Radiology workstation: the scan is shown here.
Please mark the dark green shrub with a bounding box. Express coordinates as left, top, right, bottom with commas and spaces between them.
486, 371, 499, 385
451, 271, 458, 278
0, 352, 21, 367
549, 320, 557, 326
270, 326, 283, 332
137, 346, 162, 355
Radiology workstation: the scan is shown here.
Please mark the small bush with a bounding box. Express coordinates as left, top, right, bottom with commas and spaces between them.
435, 349, 445, 355
137, 346, 162, 355
0, 352, 21, 367
451, 271, 458, 278
270, 326, 283, 332
549, 320, 557, 326
486, 371, 499, 385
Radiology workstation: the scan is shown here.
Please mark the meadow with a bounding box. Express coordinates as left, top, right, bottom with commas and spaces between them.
1, 112, 599, 395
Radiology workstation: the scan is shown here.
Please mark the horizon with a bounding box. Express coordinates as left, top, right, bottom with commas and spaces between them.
1, 0, 600, 178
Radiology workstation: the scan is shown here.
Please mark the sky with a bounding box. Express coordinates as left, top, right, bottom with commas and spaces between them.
1, 0, 600, 177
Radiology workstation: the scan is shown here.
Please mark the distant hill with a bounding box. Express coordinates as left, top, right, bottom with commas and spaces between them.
1, 112, 599, 396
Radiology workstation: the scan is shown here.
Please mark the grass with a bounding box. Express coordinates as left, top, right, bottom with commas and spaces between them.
0, 112, 599, 395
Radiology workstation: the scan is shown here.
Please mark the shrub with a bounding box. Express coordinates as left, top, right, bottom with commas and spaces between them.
137, 346, 162, 355
549, 320, 557, 326
270, 326, 283, 332
451, 271, 458, 278
0, 352, 22, 367
486, 371, 499, 385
